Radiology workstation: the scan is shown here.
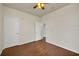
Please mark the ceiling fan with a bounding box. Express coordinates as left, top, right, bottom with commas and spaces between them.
33, 3, 45, 10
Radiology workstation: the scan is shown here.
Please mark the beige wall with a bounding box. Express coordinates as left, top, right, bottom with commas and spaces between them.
0, 4, 3, 54
3, 6, 40, 48
42, 4, 79, 53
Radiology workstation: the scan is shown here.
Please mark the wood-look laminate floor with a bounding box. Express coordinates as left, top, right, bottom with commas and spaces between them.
1, 39, 79, 56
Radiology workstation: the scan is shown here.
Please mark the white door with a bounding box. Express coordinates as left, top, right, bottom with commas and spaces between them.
35, 21, 42, 40
4, 15, 20, 48
35, 21, 46, 40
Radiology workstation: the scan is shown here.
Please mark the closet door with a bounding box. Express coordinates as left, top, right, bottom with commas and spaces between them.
4, 15, 20, 48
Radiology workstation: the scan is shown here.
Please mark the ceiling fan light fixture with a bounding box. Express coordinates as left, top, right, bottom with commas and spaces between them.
33, 3, 45, 10
37, 3, 41, 8
41, 3, 44, 7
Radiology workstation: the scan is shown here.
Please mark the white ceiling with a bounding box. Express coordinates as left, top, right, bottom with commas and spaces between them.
3, 3, 70, 17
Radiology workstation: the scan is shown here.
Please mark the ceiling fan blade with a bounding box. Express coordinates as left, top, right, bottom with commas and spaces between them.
41, 7, 45, 10
33, 5, 37, 9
